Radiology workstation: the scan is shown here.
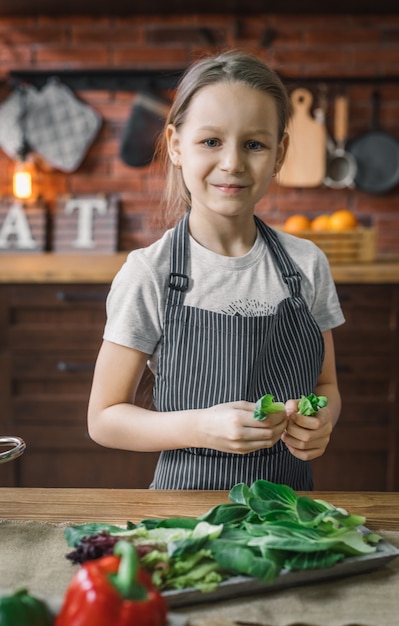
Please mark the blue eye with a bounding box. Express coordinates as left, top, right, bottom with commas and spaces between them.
203, 138, 221, 148
246, 140, 264, 150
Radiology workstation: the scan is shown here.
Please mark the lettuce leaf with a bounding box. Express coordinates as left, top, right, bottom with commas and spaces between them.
253, 394, 285, 421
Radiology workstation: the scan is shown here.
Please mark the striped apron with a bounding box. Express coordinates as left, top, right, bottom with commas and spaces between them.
150, 213, 325, 490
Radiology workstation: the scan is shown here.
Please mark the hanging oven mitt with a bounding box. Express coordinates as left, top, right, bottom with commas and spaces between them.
25, 78, 102, 172
119, 91, 170, 167
0, 85, 38, 158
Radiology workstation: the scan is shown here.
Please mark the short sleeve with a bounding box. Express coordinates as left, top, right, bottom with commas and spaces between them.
307, 248, 345, 332
103, 251, 164, 355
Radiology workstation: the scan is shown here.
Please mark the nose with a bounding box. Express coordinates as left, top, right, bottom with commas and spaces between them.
219, 143, 245, 173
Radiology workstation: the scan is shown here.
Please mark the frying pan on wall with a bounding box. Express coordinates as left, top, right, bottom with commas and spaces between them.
347, 91, 399, 194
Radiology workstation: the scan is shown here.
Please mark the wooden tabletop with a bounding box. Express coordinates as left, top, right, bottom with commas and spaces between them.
1, 489, 399, 625
1, 253, 399, 284
1, 488, 399, 530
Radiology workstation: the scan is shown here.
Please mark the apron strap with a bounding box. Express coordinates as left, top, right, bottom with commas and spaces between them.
254, 216, 302, 297
167, 212, 190, 305
167, 213, 302, 302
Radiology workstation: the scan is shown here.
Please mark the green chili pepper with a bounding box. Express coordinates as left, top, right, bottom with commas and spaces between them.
0, 588, 53, 626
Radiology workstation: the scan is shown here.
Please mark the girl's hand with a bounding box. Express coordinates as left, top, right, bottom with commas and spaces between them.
199, 400, 288, 454
281, 399, 333, 460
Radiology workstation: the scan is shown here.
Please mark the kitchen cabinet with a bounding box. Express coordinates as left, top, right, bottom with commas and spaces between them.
0, 284, 159, 489
312, 284, 399, 491
0, 278, 398, 491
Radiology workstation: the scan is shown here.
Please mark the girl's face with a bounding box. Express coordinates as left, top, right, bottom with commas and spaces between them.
167, 81, 288, 220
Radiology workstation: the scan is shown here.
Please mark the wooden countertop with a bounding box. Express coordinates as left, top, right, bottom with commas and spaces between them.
1, 488, 399, 530
0, 253, 128, 284
1, 489, 399, 625
1, 253, 399, 283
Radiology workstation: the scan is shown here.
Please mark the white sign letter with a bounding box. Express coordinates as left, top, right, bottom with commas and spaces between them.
0, 203, 37, 250
65, 198, 108, 249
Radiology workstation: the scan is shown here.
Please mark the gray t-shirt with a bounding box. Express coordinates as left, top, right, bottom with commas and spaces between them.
104, 226, 345, 373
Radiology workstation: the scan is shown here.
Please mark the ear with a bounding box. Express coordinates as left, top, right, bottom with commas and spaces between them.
274, 132, 289, 174
166, 123, 182, 167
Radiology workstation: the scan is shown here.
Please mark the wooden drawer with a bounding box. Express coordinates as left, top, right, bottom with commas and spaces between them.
334, 397, 390, 426
312, 449, 390, 490
335, 353, 392, 398
336, 284, 395, 329
6, 422, 160, 488
13, 396, 93, 426
333, 328, 392, 355
14, 423, 97, 451
10, 327, 104, 352
334, 284, 396, 355
9, 351, 95, 425
13, 447, 160, 489
312, 425, 392, 490
5, 284, 108, 352
5, 284, 109, 308
10, 353, 154, 425
12, 351, 97, 377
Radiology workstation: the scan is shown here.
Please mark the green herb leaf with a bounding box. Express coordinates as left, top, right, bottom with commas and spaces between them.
253, 394, 285, 421
64, 522, 137, 547
199, 503, 249, 526
284, 550, 345, 571
211, 540, 279, 582
298, 394, 328, 416
228, 482, 251, 505
141, 517, 199, 530
249, 479, 298, 508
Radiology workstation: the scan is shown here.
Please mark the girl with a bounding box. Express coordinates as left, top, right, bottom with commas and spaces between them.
88, 51, 345, 490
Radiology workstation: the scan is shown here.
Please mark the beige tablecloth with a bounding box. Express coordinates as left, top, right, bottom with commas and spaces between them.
1, 520, 398, 626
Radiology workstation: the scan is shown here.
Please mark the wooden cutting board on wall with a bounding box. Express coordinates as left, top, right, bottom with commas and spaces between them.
278, 88, 327, 188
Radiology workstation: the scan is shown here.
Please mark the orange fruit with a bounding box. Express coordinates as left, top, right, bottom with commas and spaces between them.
283, 214, 312, 233
311, 215, 332, 231
329, 209, 358, 231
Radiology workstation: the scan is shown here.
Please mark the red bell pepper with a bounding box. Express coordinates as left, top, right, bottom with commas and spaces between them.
55, 540, 168, 626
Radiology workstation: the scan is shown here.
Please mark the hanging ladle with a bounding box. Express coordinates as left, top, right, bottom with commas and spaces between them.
324, 94, 357, 189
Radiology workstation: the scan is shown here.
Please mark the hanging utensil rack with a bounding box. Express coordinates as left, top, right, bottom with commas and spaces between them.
6, 70, 399, 92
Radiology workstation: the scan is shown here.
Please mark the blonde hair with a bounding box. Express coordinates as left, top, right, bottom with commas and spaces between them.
156, 50, 291, 226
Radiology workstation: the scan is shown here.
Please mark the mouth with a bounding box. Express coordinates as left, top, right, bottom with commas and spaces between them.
212, 183, 247, 194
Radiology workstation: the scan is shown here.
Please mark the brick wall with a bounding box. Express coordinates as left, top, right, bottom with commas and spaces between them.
0, 13, 398, 256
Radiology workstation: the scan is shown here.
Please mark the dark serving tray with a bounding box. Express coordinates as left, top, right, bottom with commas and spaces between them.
163, 530, 399, 608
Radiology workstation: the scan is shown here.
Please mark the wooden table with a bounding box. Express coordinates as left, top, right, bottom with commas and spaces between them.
1, 489, 399, 625
1, 488, 399, 529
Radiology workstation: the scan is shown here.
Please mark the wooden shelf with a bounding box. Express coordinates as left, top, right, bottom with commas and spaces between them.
0, 253, 127, 284
1, 253, 398, 284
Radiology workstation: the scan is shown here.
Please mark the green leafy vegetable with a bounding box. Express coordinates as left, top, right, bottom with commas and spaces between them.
200, 480, 380, 572
253, 392, 328, 421
284, 550, 344, 571
64, 522, 138, 548
64, 480, 381, 593
210, 540, 279, 582
253, 394, 285, 421
298, 393, 328, 416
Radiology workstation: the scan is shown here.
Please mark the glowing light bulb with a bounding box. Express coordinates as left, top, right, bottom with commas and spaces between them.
12, 157, 35, 200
